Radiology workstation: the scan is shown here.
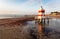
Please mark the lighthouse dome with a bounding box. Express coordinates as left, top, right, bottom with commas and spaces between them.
38, 6, 45, 13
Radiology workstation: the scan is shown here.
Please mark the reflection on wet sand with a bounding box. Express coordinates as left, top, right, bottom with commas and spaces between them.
37, 19, 60, 39
37, 22, 47, 39
37, 21, 53, 39
0, 19, 60, 39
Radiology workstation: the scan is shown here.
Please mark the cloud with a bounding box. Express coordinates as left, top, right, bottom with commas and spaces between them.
0, 0, 41, 11
0, 0, 60, 14
42, 0, 60, 14
0, 0, 42, 14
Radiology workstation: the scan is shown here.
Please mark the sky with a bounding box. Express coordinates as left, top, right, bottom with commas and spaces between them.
0, 0, 60, 14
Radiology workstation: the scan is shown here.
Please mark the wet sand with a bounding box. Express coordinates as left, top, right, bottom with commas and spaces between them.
0, 18, 60, 39
0, 21, 37, 39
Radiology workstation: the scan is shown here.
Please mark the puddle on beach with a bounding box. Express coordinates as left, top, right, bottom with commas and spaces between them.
24, 18, 60, 39
0, 18, 60, 39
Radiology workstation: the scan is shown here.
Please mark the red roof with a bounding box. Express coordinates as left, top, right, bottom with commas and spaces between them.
38, 10, 45, 13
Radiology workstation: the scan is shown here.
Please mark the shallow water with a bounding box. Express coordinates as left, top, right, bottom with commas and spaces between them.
0, 18, 60, 39
24, 18, 60, 39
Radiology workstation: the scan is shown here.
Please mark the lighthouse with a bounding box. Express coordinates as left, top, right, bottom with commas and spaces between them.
37, 6, 45, 23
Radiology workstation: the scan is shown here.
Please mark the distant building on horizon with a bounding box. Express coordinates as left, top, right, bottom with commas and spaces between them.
50, 11, 60, 15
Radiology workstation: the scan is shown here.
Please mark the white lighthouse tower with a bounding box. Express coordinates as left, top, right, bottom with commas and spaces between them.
37, 6, 45, 23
